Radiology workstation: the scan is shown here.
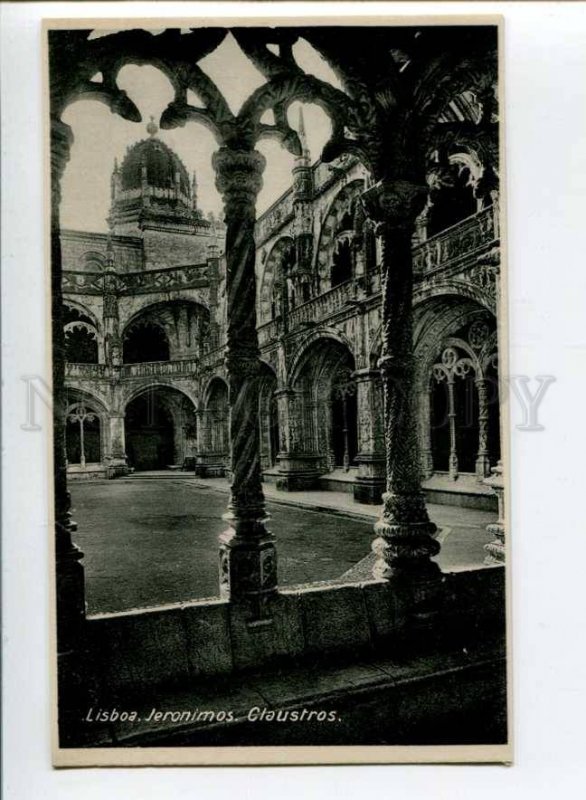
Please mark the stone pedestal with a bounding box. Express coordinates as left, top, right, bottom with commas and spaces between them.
354, 456, 386, 504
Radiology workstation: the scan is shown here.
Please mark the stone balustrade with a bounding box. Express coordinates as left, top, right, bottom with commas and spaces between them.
119, 358, 200, 378
66, 359, 200, 380
413, 204, 497, 277
255, 207, 499, 348
65, 362, 109, 379
257, 318, 280, 346
63, 262, 209, 296
288, 279, 356, 329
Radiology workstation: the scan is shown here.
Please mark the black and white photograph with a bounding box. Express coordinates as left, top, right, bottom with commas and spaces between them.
46, 16, 509, 765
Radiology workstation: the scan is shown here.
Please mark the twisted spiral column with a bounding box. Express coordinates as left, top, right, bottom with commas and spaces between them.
213, 148, 277, 614
362, 180, 440, 580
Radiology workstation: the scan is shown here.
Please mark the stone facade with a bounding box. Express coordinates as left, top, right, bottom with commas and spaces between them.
63, 123, 500, 503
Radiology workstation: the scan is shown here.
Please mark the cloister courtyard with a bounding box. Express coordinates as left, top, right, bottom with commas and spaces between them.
71, 475, 496, 615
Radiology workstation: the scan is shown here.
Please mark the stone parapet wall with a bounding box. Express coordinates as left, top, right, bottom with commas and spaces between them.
84, 566, 505, 695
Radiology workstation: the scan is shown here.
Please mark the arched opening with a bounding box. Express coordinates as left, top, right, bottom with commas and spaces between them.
205, 378, 229, 464
125, 387, 197, 471
316, 180, 364, 292
331, 238, 353, 287
64, 304, 99, 363
426, 316, 499, 480
122, 300, 211, 363
413, 295, 500, 482
330, 364, 358, 468
259, 237, 295, 323
123, 321, 170, 364
258, 364, 280, 469
66, 403, 101, 465
430, 359, 479, 475
291, 337, 357, 473
427, 164, 477, 237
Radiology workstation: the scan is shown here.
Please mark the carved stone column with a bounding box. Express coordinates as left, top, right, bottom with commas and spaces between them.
362, 180, 440, 580
213, 148, 277, 614
446, 374, 459, 481
106, 412, 127, 478
195, 408, 210, 476
103, 243, 122, 368
353, 368, 386, 504
275, 388, 321, 491
475, 376, 491, 479
419, 384, 435, 479
51, 117, 86, 645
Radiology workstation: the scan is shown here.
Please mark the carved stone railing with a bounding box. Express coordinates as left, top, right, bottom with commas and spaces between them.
62, 271, 104, 295
119, 359, 200, 378
63, 263, 210, 296
255, 191, 295, 246
257, 318, 280, 346
288, 279, 356, 329
65, 362, 109, 379
66, 360, 202, 380
412, 204, 497, 277
118, 263, 209, 294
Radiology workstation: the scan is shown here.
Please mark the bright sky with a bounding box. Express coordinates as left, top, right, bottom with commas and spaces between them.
61, 32, 342, 232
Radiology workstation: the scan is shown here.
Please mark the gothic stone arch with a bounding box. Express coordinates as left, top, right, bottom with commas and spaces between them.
315, 179, 365, 293
258, 236, 295, 324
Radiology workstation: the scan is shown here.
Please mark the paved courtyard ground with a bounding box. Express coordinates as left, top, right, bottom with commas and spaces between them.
70, 475, 496, 615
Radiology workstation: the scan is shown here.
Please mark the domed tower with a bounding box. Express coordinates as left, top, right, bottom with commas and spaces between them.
108, 118, 222, 270
109, 117, 198, 237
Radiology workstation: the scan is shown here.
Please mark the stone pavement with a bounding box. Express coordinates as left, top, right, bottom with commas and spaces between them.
185, 475, 497, 575
70, 474, 496, 615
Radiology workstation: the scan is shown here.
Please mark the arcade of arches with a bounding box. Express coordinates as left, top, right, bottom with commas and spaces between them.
61, 113, 501, 512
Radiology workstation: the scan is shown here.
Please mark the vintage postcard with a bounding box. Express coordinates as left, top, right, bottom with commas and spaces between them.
47, 15, 510, 766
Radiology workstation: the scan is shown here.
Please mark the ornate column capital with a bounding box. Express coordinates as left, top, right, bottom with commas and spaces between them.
212, 148, 266, 220
361, 179, 428, 234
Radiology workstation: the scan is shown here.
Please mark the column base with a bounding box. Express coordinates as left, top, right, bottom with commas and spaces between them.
372, 492, 440, 580
353, 479, 385, 505
484, 522, 505, 564
219, 528, 277, 619
475, 455, 492, 481
354, 455, 386, 504
195, 453, 227, 478
106, 459, 129, 479
275, 454, 321, 492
